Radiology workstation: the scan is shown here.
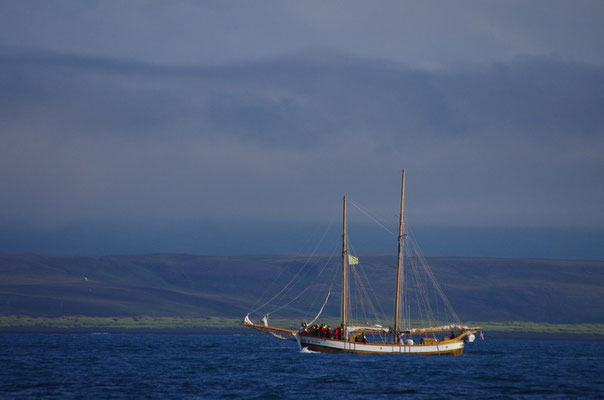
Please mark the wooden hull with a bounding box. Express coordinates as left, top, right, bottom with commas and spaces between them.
298, 335, 465, 355
241, 322, 475, 355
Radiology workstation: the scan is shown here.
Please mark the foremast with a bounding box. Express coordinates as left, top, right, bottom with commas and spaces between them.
341, 195, 348, 328
394, 169, 406, 337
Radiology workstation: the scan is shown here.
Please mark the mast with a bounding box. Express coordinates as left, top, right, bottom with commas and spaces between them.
341, 195, 348, 328
394, 169, 406, 333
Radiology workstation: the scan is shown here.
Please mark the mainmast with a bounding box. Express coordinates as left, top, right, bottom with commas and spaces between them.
394, 170, 406, 333
341, 195, 348, 328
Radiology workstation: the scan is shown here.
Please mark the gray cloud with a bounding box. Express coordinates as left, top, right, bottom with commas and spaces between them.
1, 1, 603, 257
1, 1, 604, 67
0, 48, 603, 237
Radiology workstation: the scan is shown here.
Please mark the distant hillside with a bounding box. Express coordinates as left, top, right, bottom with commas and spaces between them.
0, 254, 602, 324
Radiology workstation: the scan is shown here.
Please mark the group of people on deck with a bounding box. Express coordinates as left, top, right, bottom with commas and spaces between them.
300, 323, 345, 340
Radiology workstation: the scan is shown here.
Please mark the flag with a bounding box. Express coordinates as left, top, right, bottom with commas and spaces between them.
348, 255, 359, 265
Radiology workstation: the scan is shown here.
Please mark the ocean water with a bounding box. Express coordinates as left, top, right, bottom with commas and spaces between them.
1, 334, 603, 399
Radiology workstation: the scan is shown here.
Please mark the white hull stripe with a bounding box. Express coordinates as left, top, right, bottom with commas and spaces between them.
299, 336, 464, 353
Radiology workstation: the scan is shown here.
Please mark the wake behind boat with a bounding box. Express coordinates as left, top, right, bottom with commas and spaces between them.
243, 170, 481, 355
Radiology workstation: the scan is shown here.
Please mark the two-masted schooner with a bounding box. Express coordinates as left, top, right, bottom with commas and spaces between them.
242, 170, 481, 355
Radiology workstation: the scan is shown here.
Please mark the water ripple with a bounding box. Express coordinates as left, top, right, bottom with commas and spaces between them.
1, 334, 602, 399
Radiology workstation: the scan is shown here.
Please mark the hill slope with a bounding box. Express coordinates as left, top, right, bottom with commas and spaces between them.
0, 254, 602, 323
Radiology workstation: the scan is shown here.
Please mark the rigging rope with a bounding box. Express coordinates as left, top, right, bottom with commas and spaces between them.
249, 219, 334, 315
307, 287, 332, 326
349, 199, 396, 237
268, 247, 335, 315
407, 225, 461, 323
301, 241, 339, 321
248, 193, 464, 334
348, 199, 462, 329
347, 237, 387, 326
248, 222, 330, 312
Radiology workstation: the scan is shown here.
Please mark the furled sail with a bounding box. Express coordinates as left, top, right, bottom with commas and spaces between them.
306, 289, 331, 326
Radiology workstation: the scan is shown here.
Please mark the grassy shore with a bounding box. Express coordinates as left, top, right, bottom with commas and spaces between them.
473, 321, 604, 336
1, 316, 603, 336
0, 316, 241, 330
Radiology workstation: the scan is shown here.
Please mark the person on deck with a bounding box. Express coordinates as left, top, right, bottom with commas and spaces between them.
356, 333, 368, 344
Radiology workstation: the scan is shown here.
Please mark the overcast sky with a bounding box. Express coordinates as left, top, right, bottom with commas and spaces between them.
1, 1, 603, 258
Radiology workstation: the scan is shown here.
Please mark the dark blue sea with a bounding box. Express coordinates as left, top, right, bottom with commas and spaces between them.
1, 334, 603, 399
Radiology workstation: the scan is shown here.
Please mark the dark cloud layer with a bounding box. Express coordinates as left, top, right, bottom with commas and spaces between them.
1, 48, 603, 241
1, 2, 603, 258
2, 1, 604, 66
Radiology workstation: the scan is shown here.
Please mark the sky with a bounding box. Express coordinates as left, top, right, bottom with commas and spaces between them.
1, 1, 603, 258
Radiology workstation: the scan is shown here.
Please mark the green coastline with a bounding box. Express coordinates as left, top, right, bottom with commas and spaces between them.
1, 316, 603, 338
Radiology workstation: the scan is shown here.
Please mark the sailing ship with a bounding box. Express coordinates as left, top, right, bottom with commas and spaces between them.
242, 170, 481, 355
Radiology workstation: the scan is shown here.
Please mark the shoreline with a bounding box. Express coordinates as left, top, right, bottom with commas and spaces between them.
483, 331, 604, 341
0, 326, 248, 335
1, 326, 603, 341
2, 316, 603, 340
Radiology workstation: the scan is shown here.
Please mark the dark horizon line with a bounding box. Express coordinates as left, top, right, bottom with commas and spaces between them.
1, 251, 602, 263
